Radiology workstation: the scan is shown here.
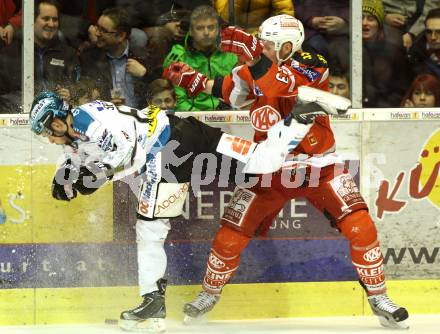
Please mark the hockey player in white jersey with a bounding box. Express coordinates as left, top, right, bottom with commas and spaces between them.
29, 90, 324, 333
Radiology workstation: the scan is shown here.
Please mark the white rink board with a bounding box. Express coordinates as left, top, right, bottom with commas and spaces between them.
362, 121, 440, 279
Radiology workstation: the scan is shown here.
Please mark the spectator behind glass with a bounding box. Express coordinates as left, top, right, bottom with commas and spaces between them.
70, 77, 109, 107
401, 73, 440, 107
0, 0, 79, 113
362, 0, 410, 107
163, 5, 237, 111
147, 78, 177, 112
329, 67, 350, 98
408, 8, 440, 80
383, 0, 439, 50
363, 0, 385, 42
89, 0, 150, 48
115, 0, 209, 33
57, 0, 150, 53
295, 0, 349, 72
111, 1, 207, 46
0, 0, 22, 47
154, 8, 191, 45
213, 0, 294, 34
79, 7, 157, 108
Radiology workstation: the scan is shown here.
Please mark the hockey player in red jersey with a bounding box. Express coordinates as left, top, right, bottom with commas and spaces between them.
164, 14, 409, 330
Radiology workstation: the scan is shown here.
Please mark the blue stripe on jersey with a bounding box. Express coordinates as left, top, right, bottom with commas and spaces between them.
292, 64, 320, 82
72, 108, 95, 135
146, 125, 171, 162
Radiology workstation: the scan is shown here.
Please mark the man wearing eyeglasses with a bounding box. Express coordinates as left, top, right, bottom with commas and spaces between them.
408, 8, 440, 79
79, 7, 158, 109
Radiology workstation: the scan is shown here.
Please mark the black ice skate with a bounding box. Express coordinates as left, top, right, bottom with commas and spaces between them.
119, 279, 167, 332
183, 291, 220, 324
368, 293, 409, 329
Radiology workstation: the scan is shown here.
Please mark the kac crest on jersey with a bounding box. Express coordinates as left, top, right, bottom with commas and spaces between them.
250, 105, 282, 132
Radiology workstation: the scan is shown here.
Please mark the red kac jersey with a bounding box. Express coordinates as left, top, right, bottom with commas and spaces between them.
218, 52, 337, 165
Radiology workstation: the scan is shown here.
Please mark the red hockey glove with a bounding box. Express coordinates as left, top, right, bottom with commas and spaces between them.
221, 26, 263, 63
162, 62, 208, 97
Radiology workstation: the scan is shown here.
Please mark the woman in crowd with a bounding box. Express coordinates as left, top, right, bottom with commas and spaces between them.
401, 73, 440, 107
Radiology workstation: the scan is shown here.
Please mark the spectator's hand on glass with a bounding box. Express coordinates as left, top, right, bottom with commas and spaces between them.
402, 33, 413, 50
322, 16, 347, 33
88, 25, 99, 44
310, 17, 327, 30
385, 14, 407, 28
164, 21, 185, 40
403, 98, 415, 107
55, 86, 71, 102
126, 58, 147, 77
0, 24, 15, 45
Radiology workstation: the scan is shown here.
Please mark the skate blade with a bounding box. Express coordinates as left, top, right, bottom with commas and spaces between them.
183, 314, 207, 326
378, 316, 409, 330
119, 318, 166, 332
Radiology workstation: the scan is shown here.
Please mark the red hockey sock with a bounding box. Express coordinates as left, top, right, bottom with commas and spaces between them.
203, 225, 251, 295
337, 210, 386, 295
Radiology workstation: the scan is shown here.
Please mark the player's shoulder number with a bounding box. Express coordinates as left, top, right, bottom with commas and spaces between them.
295, 51, 328, 67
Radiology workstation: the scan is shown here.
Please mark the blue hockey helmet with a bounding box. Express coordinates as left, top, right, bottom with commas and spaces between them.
29, 91, 70, 135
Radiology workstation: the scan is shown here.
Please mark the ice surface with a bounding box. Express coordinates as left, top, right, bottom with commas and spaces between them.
0, 315, 439, 334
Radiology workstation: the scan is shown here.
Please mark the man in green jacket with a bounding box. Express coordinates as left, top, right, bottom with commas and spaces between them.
163, 5, 237, 111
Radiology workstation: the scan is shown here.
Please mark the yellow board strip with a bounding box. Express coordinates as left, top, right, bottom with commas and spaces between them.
0, 289, 35, 325
1, 280, 439, 325
0, 164, 113, 243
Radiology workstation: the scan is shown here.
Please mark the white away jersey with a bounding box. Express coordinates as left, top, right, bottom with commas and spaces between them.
63, 101, 170, 180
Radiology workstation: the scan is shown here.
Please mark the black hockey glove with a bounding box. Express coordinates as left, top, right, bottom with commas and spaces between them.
73, 162, 113, 195
51, 159, 79, 201
285, 103, 328, 126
